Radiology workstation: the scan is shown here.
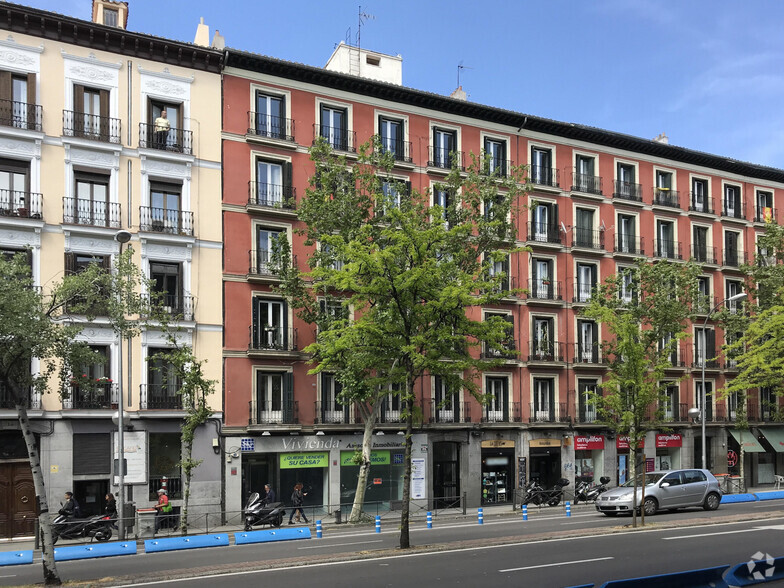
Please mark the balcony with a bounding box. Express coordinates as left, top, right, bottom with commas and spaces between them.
653, 188, 680, 209
247, 250, 296, 280
722, 249, 747, 268
575, 401, 599, 424
481, 401, 521, 423
64, 381, 117, 409
691, 345, 719, 370
526, 279, 563, 302
722, 203, 745, 220
727, 400, 760, 423
247, 181, 296, 211
139, 206, 194, 236
248, 112, 295, 143
0, 383, 39, 410
140, 384, 182, 410
377, 139, 413, 164
529, 402, 569, 423
614, 235, 644, 256
481, 340, 517, 361
571, 170, 603, 196
0, 99, 42, 132
62, 110, 121, 144
693, 295, 718, 316
754, 206, 777, 223
572, 343, 602, 365
525, 222, 562, 245
690, 244, 718, 265
314, 400, 356, 425
0, 189, 43, 220
613, 180, 643, 203
63, 198, 120, 228
424, 400, 471, 424
482, 157, 512, 178
427, 146, 465, 171
572, 228, 604, 251
653, 240, 682, 260
572, 283, 596, 304
249, 326, 298, 353
251, 400, 299, 425
152, 293, 195, 322
486, 275, 517, 298
313, 124, 356, 153
379, 402, 403, 424
689, 194, 715, 215
139, 123, 193, 155
528, 341, 565, 362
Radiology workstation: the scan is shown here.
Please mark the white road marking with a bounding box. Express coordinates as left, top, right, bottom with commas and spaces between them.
663, 525, 784, 540
499, 556, 613, 573
298, 540, 383, 550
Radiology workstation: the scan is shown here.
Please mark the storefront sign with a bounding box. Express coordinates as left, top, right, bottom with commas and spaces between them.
655, 434, 682, 448
373, 478, 382, 485
481, 440, 515, 448
646, 458, 655, 472
240, 438, 255, 451
518, 457, 527, 488
279, 452, 328, 469
616, 436, 645, 450
411, 457, 426, 499
339, 450, 390, 467
574, 435, 605, 451
529, 438, 562, 448
114, 431, 146, 485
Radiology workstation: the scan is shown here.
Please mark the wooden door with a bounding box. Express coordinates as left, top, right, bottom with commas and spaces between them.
0, 462, 36, 538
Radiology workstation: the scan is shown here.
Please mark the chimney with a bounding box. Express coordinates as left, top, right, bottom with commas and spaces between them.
652, 132, 669, 145
91, 0, 128, 29
211, 30, 225, 50
193, 17, 210, 47
450, 86, 467, 101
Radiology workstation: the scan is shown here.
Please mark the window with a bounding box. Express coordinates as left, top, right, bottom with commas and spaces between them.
659, 332, 678, 366
695, 381, 713, 421
251, 297, 290, 350
617, 214, 637, 253
663, 383, 679, 421
532, 378, 554, 421
484, 312, 514, 358
256, 92, 286, 139
756, 190, 773, 222
64, 252, 110, 314
655, 170, 672, 191
655, 170, 676, 206
694, 328, 716, 369
616, 162, 637, 199
0, 247, 32, 270
577, 379, 598, 423
0, 70, 36, 129
656, 220, 676, 259
70, 346, 112, 409
531, 258, 553, 299
434, 376, 460, 423
487, 254, 510, 292
485, 376, 508, 422
484, 138, 506, 176
0, 158, 29, 216
574, 209, 595, 248
724, 231, 740, 266
692, 225, 709, 263
255, 160, 293, 207
619, 267, 635, 303
576, 263, 597, 302
761, 387, 775, 420
432, 128, 457, 168
255, 227, 284, 275
574, 155, 598, 193
148, 433, 181, 500
724, 184, 742, 218
725, 280, 743, 313
256, 371, 293, 423
434, 187, 454, 228
532, 317, 554, 359
103, 7, 119, 26
379, 116, 405, 161
146, 349, 180, 409
381, 383, 402, 423
380, 178, 411, 214
531, 147, 553, 185
577, 320, 598, 362
73, 85, 110, 140
147, 182, 183, 234
67, 172, 110, 227
150, 262, 182, 315
691, 178, 709, 212
696, 277, 711, 313
531, 202, 558, 243
320, 373, 344, 424
320, 105, 348, 150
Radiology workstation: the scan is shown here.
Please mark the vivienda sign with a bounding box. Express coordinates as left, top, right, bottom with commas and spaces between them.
574, 435, 605, 450
656, 433, 682, 448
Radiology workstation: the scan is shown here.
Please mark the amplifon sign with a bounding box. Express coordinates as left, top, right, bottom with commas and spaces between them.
574, 435, 605, 451
656, 434, 682, 448
616, 436, 645, 450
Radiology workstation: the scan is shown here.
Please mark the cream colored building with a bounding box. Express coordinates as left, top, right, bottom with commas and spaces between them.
0, 1, 223, 535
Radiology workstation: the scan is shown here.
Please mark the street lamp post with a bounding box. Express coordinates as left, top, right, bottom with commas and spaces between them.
700, 291, 747, 470
114, 230, 132, 541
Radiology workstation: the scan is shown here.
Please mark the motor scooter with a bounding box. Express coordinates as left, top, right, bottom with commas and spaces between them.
574, 476, 611, 504
521, 480, 545, 506
51, 513, 113, 544
244, 492, 286, 530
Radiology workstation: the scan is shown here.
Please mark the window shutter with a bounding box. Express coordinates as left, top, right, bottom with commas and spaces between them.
590, 265, 597, 287
551, 204, 559, 230
26, 73, 36, 106
0, 71, 11, 102
251, 298, 259, 348
64, 252, 75, 275
707, 330, 716, 358
283, 371, 294, 423
99, 89, 110, 119
73, 85, 85, 113
283, 162, 293, 194
405, 181, 412, 197
530, 260, 538, 285
73, 433, 110, 475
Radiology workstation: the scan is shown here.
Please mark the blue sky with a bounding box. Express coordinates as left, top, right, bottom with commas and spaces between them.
19, 0, 784, 168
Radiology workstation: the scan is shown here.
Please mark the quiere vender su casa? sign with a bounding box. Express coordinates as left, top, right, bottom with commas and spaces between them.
279, 452, 329, 469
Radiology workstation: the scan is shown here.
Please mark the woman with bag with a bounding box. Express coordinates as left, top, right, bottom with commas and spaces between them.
288, 483, 308, 524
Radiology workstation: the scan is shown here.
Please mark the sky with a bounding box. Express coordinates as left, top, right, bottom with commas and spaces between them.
15, 0, 784, 168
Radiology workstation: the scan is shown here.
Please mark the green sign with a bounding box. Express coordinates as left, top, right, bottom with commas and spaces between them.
340, 450, 390, 467
280, 452, 328, 469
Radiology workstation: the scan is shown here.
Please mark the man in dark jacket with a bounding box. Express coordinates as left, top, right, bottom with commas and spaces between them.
59, 492, 82, 518
263, 484, 276, 504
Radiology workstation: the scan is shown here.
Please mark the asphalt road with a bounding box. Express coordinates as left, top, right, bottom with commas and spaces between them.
2, 500, 784, 587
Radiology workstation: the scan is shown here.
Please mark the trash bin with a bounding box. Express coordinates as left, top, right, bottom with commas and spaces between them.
123, 503, 135, 534
334, 509, 342, 524
136, 508, 157, 539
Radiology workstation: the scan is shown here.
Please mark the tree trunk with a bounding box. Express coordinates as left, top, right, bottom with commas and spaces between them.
17, 402, 61, 585
180, 432, 191, 534
740, 445, 746, 493
399, 376, 414, 549
630, 426, 638, 529
349, 399, 380, 523
640, 452, 646, 527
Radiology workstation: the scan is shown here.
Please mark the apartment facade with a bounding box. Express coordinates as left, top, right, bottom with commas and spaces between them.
221, 44, 784, 514
0, 2, 223, 538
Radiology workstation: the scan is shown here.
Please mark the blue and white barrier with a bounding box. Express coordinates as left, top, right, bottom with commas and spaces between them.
54, 541, 136, 562
720, 493, 758, 504
234, 527, 311, 545
756, 490, 784, 502
522, 505, 528, 521
144, 533, 229, 553
0, 551, 33, 566
426, 511, 432, 529
477, 507, 483, 525
316, 520, 322, 539
565, 501, 571, 517
375, 515, 381, 533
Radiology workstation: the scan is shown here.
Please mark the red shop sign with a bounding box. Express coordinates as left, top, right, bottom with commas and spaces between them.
574, 435, 605, 451
656, 433, 682, 448
616, 436, 645, 450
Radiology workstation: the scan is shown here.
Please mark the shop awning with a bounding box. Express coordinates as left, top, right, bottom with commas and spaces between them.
728, 430, 765, 453
759, 428, 784, 453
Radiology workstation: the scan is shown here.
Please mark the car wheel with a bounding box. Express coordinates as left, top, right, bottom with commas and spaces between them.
642, 497, 658, 516
703, 492, 720, 511
603, 512, 618, 517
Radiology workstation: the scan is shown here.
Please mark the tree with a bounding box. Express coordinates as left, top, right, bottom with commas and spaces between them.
275, 137, 529, 547
582, 259, 698, 527
0, 248, 150, 585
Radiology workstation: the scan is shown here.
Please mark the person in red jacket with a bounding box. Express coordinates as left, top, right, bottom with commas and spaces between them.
154, 488, 171, 533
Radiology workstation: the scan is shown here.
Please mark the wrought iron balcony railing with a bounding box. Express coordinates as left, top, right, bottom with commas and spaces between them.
139, 206, 194, 236
377, 138, 413, 163
63, 110, 121, 144
251, 399, 299, 425
64, 382, 117, 409
313, 124, 356, 152
526, 222, 562, 245
526, 279, 562, 302
63, 197, 120, 228
614, 235, 644, 255
151, 293, 195, 321
722, 203, 745, 220
613, 180, 643, 202
573, 342, 601, 364
481, 401, 520, 423
139, 123, 193, 155
653, 188, 680, 208
691, 244, 718, 265
528, 340, 565, 362
248, 181, 296, 210
248, 112, 295, 142
572, 228, 604, 250
424, 399, 472, 424
530, 165, 559, 188
427, 146, 465, 170
754, 206, 776, 223
141, 384, 182, 409
0, 99, 41, 131
654, 240, 682, 260
571, 170, 603, 195
689, 194, 715, 214
722, 249, 747, 268
529, 402, 569, 423
0, 189, 43, 219
249, 326, 298, 352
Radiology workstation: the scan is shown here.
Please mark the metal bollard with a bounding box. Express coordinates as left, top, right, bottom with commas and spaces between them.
316, 520, 322, 539
426, 511, 432, 529
565, 501, 571, 517
522, 505, 528, 521
477, 507, 483, 525
375, 515, 381, 533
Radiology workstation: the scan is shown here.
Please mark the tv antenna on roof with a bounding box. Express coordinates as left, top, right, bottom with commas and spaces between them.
357, 6, 375, 50
457, 60, 473, 88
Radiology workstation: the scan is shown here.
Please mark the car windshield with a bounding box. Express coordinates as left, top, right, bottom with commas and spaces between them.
621, 473, 664, 487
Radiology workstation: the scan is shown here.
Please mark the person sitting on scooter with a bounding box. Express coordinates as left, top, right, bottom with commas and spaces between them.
263, 484, 276, 504
59, 491, 82, 518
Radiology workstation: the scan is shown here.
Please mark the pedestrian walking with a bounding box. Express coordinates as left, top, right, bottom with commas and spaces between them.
288, 482, 308, 524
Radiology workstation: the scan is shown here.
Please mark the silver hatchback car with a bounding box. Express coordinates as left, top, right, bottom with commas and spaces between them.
595, 469, 722, 516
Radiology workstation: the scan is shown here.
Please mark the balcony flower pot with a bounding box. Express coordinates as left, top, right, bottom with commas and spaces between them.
16, 207, 29, 218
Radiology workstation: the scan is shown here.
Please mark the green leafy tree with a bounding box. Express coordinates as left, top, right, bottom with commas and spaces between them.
275, 137, 529, 547
582, 259, 698, 527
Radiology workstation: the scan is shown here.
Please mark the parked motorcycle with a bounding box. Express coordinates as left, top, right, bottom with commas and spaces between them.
52, 513, 113, 544
244, 492, 286, 530
523, 478, 570, 507
574, 476, 611, 505
522, 480, 545, 506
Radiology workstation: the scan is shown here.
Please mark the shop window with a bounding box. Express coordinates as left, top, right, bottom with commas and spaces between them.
148, 432, 181, 500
